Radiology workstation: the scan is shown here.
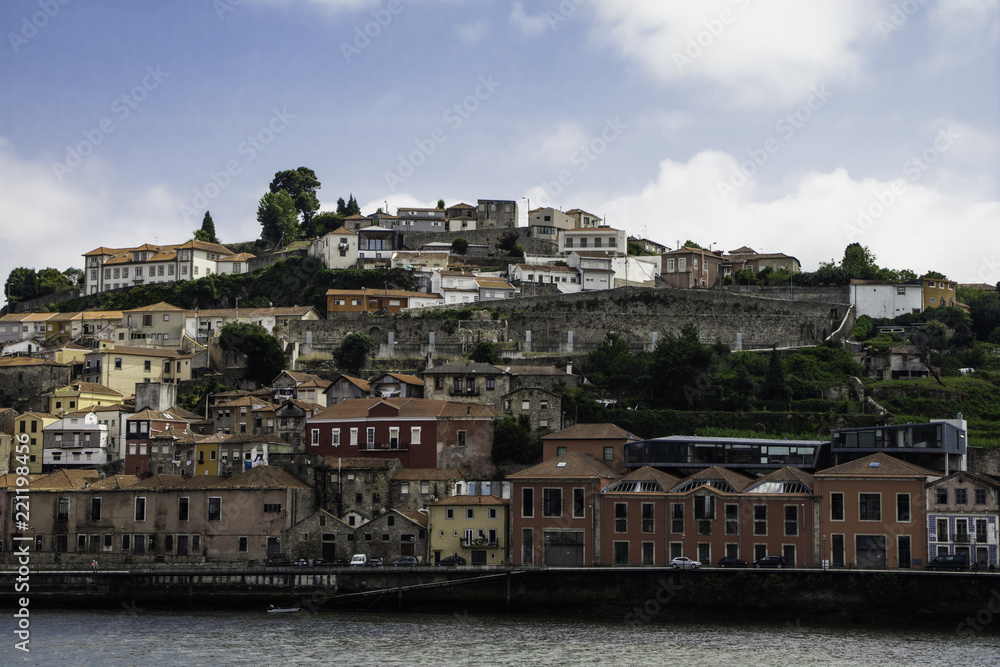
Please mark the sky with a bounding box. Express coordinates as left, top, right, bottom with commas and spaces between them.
1, 0, 998, 308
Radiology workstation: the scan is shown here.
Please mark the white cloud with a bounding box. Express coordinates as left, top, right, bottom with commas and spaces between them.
591, 150, 1000, 282
527, 122, 590, 167
922, 0, 1000, 73
455, 18, 488, 45
0, 140, 191, 308
590, 0, 873, 106
510, 1, 552, 36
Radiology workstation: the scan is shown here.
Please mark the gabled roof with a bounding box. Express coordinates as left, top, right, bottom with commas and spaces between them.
926, 471, 1000, 488
671, 466, 754, 494
602, 466, 680, 494
124, 302, 186, 313
85, 346, 193, 359
28, 469, 101, 491
330, 375, 371, 392
373, 372, 424, 386
745, 467, 814, 494
321, 456, 401, 470
390, 509, 429, 528
815, 453, 941, 479
542, 423, 634, 441
0, 357, 69, 368
506, 452, 619, 480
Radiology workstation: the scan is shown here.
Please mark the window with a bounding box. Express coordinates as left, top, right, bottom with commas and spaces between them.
666, 258, 675, 272
208, 497, 222, 521
464, 508, 475, 520
389, 427, 399, 447
896, 494, 910, 522
955, 488, 968, 505
935, 488, 948, 504
486, 379, 495, 391
58, 497, 70, 521
725, 504, 738, 535
178, 497, 189, 521
975, 488, 987, 505
446, 508, 455, 520
671, 503, 684, 533
311, 429, 319, 446
264, 504, 282, 513
134, 497, 146, 521
331, 429, 341, 447
936, 518, 948, 541
615, 504, 627, 533
859, 493, 881, 521
753, 505, 767, 535
556, 446, 567, 456
520, 487, 535, 518
831, 493, 844, 521
603, 446, 614, 461
350, 428, 358, 446
366, 427, 375, 448
573, 488, 585, 518
642, 503, 654, 533
143, 360, 151, 372
488, 508, 497, 520
90, 498, 101, 521
411, 427, 421, 444
115, 358, 122, 370
239, 536, 248, 552
542, 488, 562, 517
976, 519, 988, 543
678, 258, 686, 272
784, 505, 798, 536
457, 430, 467, 447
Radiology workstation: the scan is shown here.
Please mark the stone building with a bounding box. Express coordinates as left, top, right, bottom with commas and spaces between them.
389, 467, 463, 511
0, 357, 72, 413
354, 509, 429, 563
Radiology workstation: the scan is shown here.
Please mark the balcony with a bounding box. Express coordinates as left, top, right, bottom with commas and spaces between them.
460, 537, 499, 549
449, 388, 480, 397
359, 442, 406, 452
954, 534, 970, 543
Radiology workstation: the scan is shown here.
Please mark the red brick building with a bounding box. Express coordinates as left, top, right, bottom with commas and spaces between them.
305, 398, 498, 470
600, 466, 680, 565
508, 452, 618, 566
542, 423, 636, 474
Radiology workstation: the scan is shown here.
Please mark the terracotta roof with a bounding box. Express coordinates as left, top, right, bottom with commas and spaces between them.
333, 375, 371, 392
124, 302, 187, 313
671, 466, 754, 494
66, 382, 123, 397
506, 452, 619, 480
815, 453, 941, 478
602, 466, 681, 493
0, 357, 69, 368
28, 469, 101, 491
189, 306, 316, 318
392, 468, 462, 481
130, 409, 189, 422
325, 288, 437, 299
543, 423, 634, 441
392, 510, 429, 528
214, 396, 276, 410
86, 346, 193, 359
430, 495, 508, 506
313, 397, 498, 421
375, 372, 424, 386
515, 264, 577, 273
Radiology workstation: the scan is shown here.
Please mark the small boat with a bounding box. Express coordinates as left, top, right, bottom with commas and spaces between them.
267, 604, 300, 613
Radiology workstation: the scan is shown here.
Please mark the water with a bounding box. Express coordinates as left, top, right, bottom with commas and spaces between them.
9, 609, 999, 666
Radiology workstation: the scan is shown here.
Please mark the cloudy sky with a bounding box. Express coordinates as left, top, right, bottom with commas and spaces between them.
1, 0, 998, 307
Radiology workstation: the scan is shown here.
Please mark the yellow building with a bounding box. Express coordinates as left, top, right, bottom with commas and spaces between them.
43, 382, 125, 416
922, 276, 960, 310
428, 495, 509, 566
81, 344, 194, 396
14, 412, 59, 473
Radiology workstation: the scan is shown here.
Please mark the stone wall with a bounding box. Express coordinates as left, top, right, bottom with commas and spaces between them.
284, 286, 851, 365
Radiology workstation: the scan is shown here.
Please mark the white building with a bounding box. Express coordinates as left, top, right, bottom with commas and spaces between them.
558, 226, 627, 256
42, 410, 109, 470
850, 280, 923, 319
309, 226, 359, 270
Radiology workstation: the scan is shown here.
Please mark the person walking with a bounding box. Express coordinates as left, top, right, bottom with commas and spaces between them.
91, 559, 97, 572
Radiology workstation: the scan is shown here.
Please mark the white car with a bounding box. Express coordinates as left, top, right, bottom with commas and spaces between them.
349, 554, 367, 566
670, 556, 702, 569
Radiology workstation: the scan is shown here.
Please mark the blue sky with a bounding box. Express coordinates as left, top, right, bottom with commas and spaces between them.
1, 0, 998, 307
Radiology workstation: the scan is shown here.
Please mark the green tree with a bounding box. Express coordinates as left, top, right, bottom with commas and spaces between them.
437, 199, 445, 209
650, 324, 715, 409
582, 333, 649, 405
469, 341, 499, 365
194, 211, 219, 244
4, 267, 38, 304
346, 194, 361, 216
311, 211, 345, 237
491, 415, 541, 464
37, 268, 72, 296
922, 270, 946, 280
257, 190, 300, 247
683, 240, 704, 249
842, 243, 879, 280
451, 237, 469, 255
334, 332, 373, 375
760, 348, 791, 403
218, 322, 286, 386
269, 167, 321, 234
62, 268, 84, 287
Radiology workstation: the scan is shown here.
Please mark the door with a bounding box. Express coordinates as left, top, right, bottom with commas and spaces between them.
782, 544, 796, 568
267, 537, 281, 557
898, 536, 911, 569
855, 535, 886, 569
543, 531, 584, 566
177, 535, 189, 556
322, 534, 337, 560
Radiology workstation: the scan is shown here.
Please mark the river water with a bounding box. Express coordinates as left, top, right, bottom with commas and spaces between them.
8, 609, 999, 666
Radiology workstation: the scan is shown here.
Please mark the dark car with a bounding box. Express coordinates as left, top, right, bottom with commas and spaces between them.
310, 558, 326, 567
328, 558, 349, 567
365, 557, 384, 567
391, 556, 418, 567
718, 557, 749, 568
294, 558, 309, 566
438, 555, 467, 566
927, 554, 969, 571
753, 555, 788, 569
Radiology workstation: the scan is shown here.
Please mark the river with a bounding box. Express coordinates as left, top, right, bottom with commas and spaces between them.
8, 609, 999, 666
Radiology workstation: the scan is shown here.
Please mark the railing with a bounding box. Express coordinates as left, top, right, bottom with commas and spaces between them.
449, 388, 480, 397
359, 442, 406, 451
460, 537, 499, 548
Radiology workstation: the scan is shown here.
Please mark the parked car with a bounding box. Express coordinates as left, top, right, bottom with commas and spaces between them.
293, 558, 309, 566
927, 554, 969, 571
718, 557, 749, 568
670, 556, 701, 570
391, 556, 418, 567
438, 555, 467, 566
753, 555, 788, 569
264, 555, 290, 566
349, 554, 367, 566
365, 557, 384, 567
310, 558, 326, 567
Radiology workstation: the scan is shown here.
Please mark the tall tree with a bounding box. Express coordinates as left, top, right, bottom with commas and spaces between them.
4, 267, 38, 304
334, 332, 373, 375
760, 347, 791, 403
346, 194, 361, 216
36, 268, 72, 296
218, 322, 286, 386
257, 190, 300, 247
194, 211, 219, 244
269, 167, 321, 234
336, 197, 348, 216
437, 199, 445, 209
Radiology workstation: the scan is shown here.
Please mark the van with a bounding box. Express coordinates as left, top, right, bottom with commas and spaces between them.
927, 554, 968, 571
349, 554, 367, 566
